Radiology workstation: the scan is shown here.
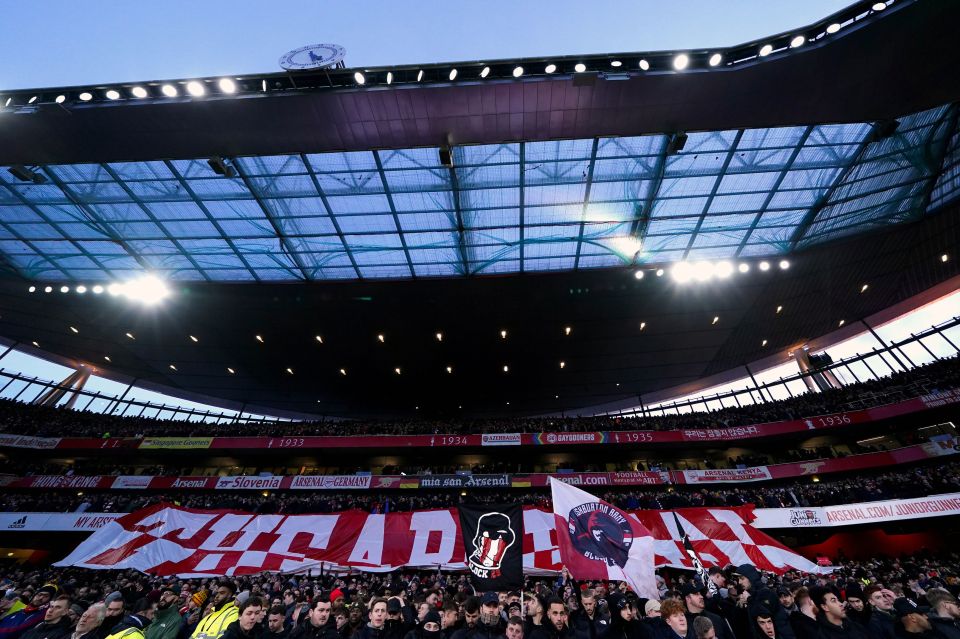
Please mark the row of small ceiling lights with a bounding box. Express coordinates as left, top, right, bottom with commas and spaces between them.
2, 3, 891, 108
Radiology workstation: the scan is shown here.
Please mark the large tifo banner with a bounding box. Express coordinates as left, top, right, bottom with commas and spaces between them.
55, 504, 824, 577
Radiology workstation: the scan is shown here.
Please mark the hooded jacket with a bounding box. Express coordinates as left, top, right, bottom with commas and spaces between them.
928, 614, 960, 639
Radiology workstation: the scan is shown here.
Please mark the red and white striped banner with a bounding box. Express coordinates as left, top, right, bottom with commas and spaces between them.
55, 503, 824, 577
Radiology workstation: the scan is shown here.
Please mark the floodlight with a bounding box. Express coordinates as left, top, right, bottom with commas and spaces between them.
60, 286, 70, 293
8, 165, 46, 184
448, 69, 458, 81
826, 23, 841, 34
75, 285, 87, 294
758, 261, 771, 271
671, 261, 694, 283
105, 90, 120, 100
610, 60, 622, 67
714, 261, 733, 279
161, 84, 178, 97
28, 96, 37, 104
638, 59, 650, 71
512, 66, 524, 78
131, 86, 148, 98
634, 270, 644, 280
574, 63, 586, 73
544, 64, 557, 74
416, 70, 424, 81
79, 92, 92, 101
790, 35, 806, 48
872, 2, 886, 10
672, 54, 689, 70
709, 54, 722, 67
92, 285, 104, 294
43, 286, 53, 293
779, 259, 790, 270
354, 72, 365, 85
692, 261, 714, 282
107, 283, 122, 296
666, 132, 688, 155
123, 274, 170, 305
186, 81, 205, 97
386, 72, 393, 85
218, 78, 237, 94
207, 156, 236, 178
759, 44, 773, 57
738, 263, 750, 273
55, 95, 66, 104
480, 67, 490, 78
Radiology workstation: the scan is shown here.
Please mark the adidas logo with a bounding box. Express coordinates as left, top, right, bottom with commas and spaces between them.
8, 516, 26, 529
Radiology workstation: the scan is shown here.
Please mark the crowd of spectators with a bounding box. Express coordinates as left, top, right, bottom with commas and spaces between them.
0, 552, 959, 639
0, 460, 956, 514
0, 357, 956, 440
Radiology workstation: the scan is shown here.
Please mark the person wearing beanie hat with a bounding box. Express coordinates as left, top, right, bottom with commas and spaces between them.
842, 584, 868, 626
404, 611, 441, 639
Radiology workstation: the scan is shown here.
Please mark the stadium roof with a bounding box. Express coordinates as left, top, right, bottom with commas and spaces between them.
0, 0, 958, 417
0, 101, 957, 282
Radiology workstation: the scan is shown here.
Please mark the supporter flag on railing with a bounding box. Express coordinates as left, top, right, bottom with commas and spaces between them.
458, 504, 524, 590
549, 477, 658, 598
673, 511, 713, 595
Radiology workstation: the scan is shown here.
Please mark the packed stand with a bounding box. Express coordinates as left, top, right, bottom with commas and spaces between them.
0, 553, 959, 639
0, 460, 957, 514
0, 357, 956, 440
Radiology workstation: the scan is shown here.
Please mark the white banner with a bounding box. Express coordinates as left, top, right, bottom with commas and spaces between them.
289, 475, 372, 490
0, 512, 121, 531
681, 467, 773, 483
0, 434, 61, 449
481, 433, 522, 446
752, 492, 960, 528
214, 476, 285, 490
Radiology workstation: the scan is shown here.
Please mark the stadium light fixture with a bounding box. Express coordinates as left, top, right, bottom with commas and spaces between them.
120, 274, 170, 305
708, 54, 722, 67
500, 329, 507, 339
564, 326, 572, 336
790, 35, 806, 48
634, 270, 644, 280
107, 283, 123, 296
189, 335, 198, 343
759, 44, 774, 57
712, 316, 719, 325
872, 2, 886, 10
738, 263, 750, 273
354, 72, 365, 85
610, 60, 622, 67
207, 156, 236, 178
339, 368, 347, 376
105, 90, 120, 100
838, 319, 846, 327
503, 365, 509, 373
227, 367, 235, 374
75, 285, 87, 294
655, 269, 664, 277
640, 322, 646, 331
315, 335, 324, 344
861, 283, 869, 293
186, 81, 205, 97
693, 261, 715, 282
8, 165, 46, 184
125, 333, 135, 340
377, 334, 385, 343
559, 361, 566, 369
762, 339, 768, 347
435, 332, 443, 342
43, 286, 52, 293
779, 259, 790, 270
448, 68, 458, 81
60, 286, 70, 293
512, 66, 524, 78
394, 367, 401, 375
446, 366, 453, 374
104, 356, 111, 362
161, 84, 178, 97
759, 261, 771, 271
776, 305, 783, 314
79, 92, 92, 101
416, 70, 424, 81
715, 261, 734, 279
92, 285, 103, 294
255, 335, 264, 343
544, 63, 557, 74
169, 364, 177, 371
479, 67, 490, 78
218, 78, 237, 94
672, 54, 689, 70
69, 326, 79, 334
638, 59, 650, 71
286, 367, 294, 375
28, 96, 37, 104
28, 286, 36, 293
131, 86, 148, 98
671, 261, 694, 283
386, 72, 393, 85
826, 23, 841, 34
32, 341, 39, 347
942, 253, 949, 262
55, 95, 66, 104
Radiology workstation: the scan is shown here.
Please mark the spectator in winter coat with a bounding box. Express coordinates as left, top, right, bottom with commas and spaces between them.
21, 597, 74, 639
925, 590, 960, 639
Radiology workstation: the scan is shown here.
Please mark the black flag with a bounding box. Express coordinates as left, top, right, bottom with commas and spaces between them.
672, 511, 714, 595
458, 504, 524, 591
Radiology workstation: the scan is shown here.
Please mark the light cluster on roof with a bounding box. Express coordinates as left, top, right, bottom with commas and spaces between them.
0, 1, 895, 109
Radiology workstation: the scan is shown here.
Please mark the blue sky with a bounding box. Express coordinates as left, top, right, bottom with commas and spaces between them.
1, 0, 851, 90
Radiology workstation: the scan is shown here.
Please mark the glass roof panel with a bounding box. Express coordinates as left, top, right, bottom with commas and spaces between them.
1, 103, 956, 282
